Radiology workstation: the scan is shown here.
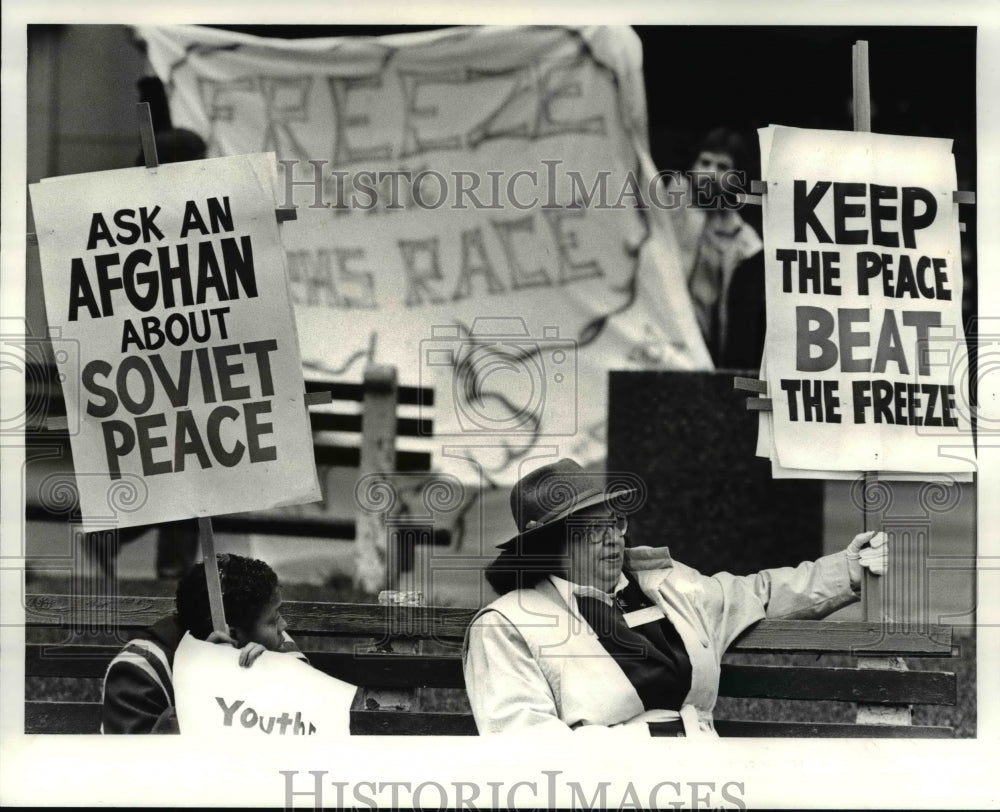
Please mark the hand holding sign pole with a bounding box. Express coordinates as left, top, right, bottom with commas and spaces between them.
737, 41, 975, 730
740, 43, 975, 618
854, 42, 901, 731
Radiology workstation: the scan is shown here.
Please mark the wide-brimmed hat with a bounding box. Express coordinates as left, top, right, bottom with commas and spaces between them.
497, 459, 637, 551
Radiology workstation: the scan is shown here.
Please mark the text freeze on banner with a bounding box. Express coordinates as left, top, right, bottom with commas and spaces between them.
28, 153, 321, 528
760, 126, 974, 476
138, 25, 712, 485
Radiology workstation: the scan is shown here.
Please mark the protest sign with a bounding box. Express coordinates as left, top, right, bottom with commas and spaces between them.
172, 634, 355, 738
29, 153, 321, 527
138, 25, 711, 485
759, 126, 974, 475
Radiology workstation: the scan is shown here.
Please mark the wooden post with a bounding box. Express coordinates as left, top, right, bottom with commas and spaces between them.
199, 517, 228, 635
73, 525, 119, 635
137, 102, 158, 168
852, 41, 911, 728
852, 41, 884, 625
852, 41, 872, 134
354, 364, 398, 594
137, 100, 228, 635
352, 589, 424, 725
860, 471, 884, 621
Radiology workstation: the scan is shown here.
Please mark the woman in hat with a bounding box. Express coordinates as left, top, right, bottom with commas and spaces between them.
462, 458, 887, 737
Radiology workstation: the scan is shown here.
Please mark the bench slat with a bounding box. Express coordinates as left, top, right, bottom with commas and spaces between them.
25, 701, 101, 734
283, 603, 475, 639
313, 446, 431, 472
347, 712, 955, 738
26, 645, 956, 706
26, 646, 469, 688
303, 380, 433, 407
26, 597, 954, 653
24, 412, 435, 439
26, 595, 176, 630
310, 412, 433, 437
312, 652, 465, 688
334, 659, 957, 704
710, 720, 955, 738
211, 513, 356, 539
24, 425, 435, 456
719, 664, 956, 705
731, 619, 952, 655
22, 700, 955, 738
25, 596, 475, 637
208, 514, 449, 545
24, 511, 451, 545
349, 709, 477, 736
26, 644, 121, 678
26, 365, 439, 406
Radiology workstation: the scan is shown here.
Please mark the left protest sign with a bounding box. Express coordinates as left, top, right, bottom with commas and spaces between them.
28, 153, 321, 528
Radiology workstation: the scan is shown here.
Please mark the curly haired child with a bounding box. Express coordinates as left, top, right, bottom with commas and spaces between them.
101, 553, 304, 734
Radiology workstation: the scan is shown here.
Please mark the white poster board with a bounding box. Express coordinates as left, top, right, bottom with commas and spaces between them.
759, 126, 974, 475
172, 633, 355, 738
28, 153, 321, 527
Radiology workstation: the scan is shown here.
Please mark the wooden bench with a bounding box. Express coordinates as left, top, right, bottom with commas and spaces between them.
23, 362, 449, 581
25, 594, 957, 737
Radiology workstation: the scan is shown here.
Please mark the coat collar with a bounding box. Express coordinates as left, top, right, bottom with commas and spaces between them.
542, 547, 676, 615
549, 572, 629, 607
624, 545, 675, 572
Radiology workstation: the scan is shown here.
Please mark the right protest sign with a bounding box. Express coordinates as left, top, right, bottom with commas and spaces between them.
760, 126, 974, 475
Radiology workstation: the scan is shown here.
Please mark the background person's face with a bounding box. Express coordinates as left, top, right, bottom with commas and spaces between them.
565, 507, 627, 591
691, 149, 735, 203
693, 149, 735, 179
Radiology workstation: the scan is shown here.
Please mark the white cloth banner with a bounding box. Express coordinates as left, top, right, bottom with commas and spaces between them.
139, 25, 710, 484
28, 153, 320, 527
173, 633, 355, 738
759, 126, 974, 475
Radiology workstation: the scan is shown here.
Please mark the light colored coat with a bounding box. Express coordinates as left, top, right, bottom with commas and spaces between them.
664, 173, 763, 356
463, 545, 858, 736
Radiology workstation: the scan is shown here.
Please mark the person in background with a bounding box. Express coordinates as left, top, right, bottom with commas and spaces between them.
663, 128, 765, 368
101, 553, 304, 734
463, 459, 887, 737
135, 126, 207, 167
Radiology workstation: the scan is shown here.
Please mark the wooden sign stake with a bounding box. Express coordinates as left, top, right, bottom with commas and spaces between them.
852, 41, 872, 135
199, 517, 228, 635
851, 41, 911, 727
136, 101, 229, 635
137, 102, 159, 169
851, 42, 884, 625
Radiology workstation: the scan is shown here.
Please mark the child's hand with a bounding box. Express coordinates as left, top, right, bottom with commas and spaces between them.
207, 630, 236, 646
238, 642, 267, 668
205, 630, 266, 667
